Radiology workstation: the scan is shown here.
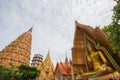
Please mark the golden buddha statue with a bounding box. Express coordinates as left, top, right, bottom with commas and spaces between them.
87, 44, 107, 71
81, 44, 113, 77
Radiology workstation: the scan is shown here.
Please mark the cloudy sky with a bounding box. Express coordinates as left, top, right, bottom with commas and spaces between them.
0, 0, 116, 66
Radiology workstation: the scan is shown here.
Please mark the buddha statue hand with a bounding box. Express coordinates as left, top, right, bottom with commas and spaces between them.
97, 63, 113, 76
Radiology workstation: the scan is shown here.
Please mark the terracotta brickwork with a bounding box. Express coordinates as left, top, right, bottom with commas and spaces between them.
0, 27, 32, 68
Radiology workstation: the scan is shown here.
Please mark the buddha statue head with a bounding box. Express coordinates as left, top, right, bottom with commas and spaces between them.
86, 43, 94, 54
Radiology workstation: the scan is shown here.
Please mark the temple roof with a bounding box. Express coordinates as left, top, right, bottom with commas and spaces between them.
73, 21, 120, 71
55, 62, 71, 76
75, 21, 113, 53
54, 62, 76, 76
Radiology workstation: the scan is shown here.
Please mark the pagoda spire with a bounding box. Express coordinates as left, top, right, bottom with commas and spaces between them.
46, 50, 50, 60
0, 27, 32, 67
65, 52, 69, 64
28, 25, 34, 32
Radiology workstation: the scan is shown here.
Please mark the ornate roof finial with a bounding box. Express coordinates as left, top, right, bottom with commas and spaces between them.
65, 52, 68, 64
48, 49, 50, 56
95, 26, 100, 30
75, 20, 78, 23
69, 58, 72, 65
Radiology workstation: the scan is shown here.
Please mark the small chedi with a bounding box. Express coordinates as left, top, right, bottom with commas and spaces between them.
0, 27, 32, 67
31, 54, 43, 67
72, 21, 120, 79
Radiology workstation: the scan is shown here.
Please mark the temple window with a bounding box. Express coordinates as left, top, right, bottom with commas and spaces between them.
0, 57, 3, 61
14, 52, 17, 56
9, 58, 13, 62
20, 54, 23, 58
18, 60, 21, 64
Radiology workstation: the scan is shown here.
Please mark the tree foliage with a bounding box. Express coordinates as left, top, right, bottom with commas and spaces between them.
0, 65, 16, 80
0, 64, 40, 80
103, 0, 120, 54
16, 64, 40, 80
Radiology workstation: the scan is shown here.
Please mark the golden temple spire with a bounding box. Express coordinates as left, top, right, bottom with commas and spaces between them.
45, 50, 50, 60
37, 50, 54, 80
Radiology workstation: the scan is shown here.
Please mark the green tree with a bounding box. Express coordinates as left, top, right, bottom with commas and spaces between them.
0, 64, 40, 80
16, 64, 40, 80
0, 65, 7, 80
0, 65, 16, 80
103, 0, 120, 55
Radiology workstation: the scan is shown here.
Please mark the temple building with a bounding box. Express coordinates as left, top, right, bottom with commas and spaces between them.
72, 21, 120, 79
37, 50, 54, 80
0, 27, 32, 68
54, 54, 76, 80
31, 54, 43, 67
54, 62, 72, 80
